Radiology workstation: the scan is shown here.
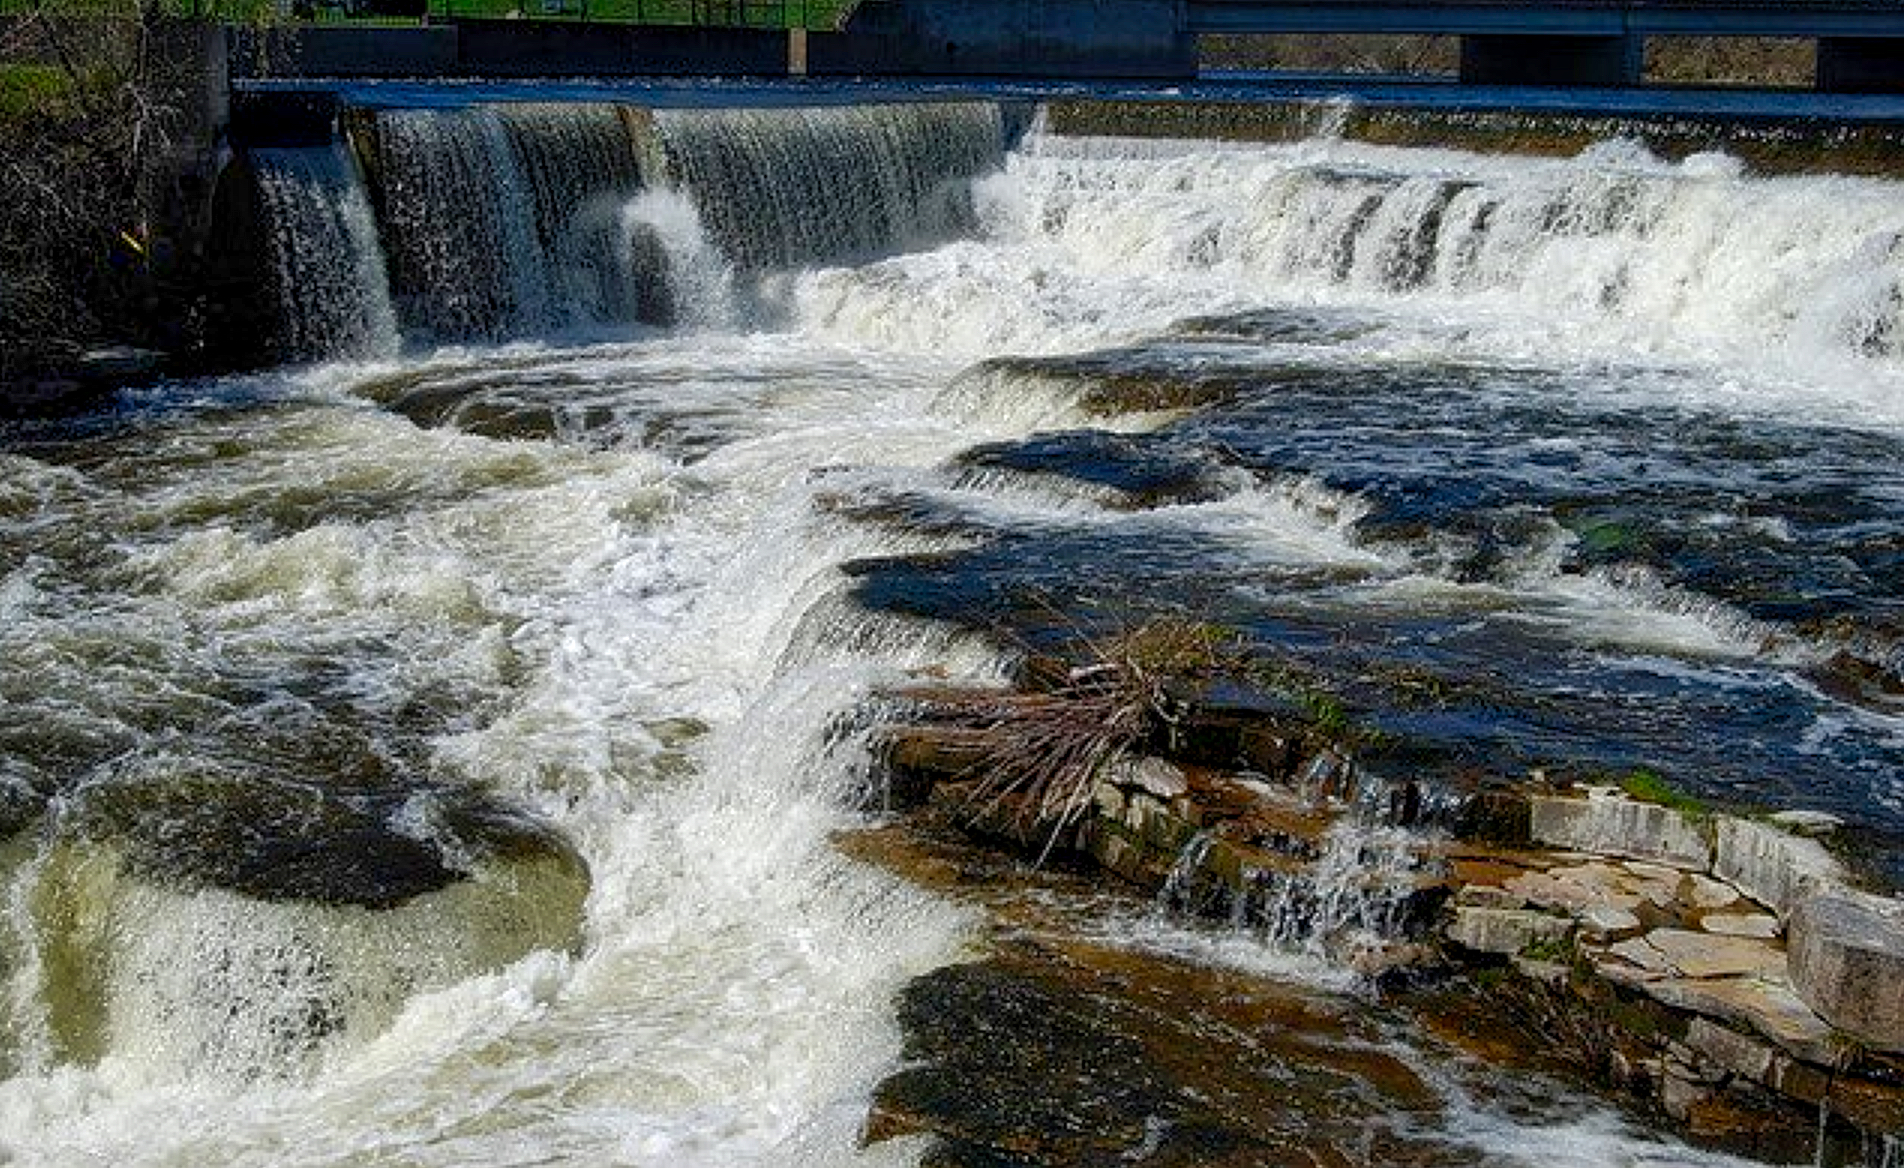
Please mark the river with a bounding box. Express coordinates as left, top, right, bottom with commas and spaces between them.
1, 97, 1899, 1165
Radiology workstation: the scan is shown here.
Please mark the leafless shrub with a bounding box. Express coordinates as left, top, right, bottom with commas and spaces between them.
1, 0, 183, 378
902, 617, 1250, 858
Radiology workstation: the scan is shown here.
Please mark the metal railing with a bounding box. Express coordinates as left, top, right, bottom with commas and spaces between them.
0, 0, 853, 29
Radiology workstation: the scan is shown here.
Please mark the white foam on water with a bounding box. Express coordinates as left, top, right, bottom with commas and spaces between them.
805, 126, 1904, 430
10, 110, 1904, 1168
1083, 907, 1365, 995
1414, 1059, 1775, 1168
0, 330, 1020, 1165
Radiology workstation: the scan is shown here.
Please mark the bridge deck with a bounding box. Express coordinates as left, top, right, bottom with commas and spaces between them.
1184, 0, 1904, 38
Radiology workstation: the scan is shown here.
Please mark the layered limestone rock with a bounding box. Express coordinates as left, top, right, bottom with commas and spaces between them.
872, 681, 1904, 1158
1528, 788, 1711, 869
1714, 816, 1846, 919
1788, 887, 1904, 1053
1449, 788, 1904, 1156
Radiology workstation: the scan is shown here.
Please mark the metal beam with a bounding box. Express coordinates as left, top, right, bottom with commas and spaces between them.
1184, 0, 1904, 39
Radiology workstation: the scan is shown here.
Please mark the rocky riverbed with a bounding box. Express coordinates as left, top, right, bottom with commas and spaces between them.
862, 654, 1904, 1165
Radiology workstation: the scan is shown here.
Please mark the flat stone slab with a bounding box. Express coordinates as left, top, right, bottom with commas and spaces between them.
1529, 792, 1711, 870
1639, 975, 1838, 1066
1603, 929, 1784, 981
1702, 912, 1781, 940
1504, 866, 1644, 914
1446, 906, 1573, 956
1789, 887, 1904, 1053
1455, 883, 1525, 910
1645, 928, 1785, 980
1687, 873, 1741, 910
1502, 859, 1688, 918
1606, 936, 1674, 977
1579, 904, 1643, 938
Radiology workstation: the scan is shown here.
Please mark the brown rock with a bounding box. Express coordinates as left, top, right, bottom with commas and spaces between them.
1640, 976, 1838, 1066
1642, 929, 1786, 980
1788, 887, 1904, 1053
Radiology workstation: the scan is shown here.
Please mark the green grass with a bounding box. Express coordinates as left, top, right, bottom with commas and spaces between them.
1618, 768, 1709, 819
0, 63, 75, 120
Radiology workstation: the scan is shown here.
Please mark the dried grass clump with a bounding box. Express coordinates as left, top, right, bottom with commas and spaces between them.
908, 618, 1249, 856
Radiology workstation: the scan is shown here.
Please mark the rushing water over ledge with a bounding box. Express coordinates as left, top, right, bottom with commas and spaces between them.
4, 100, 1903, 1163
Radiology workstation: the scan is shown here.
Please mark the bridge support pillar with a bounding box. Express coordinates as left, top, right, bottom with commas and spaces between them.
1817, 38, 1904, 93
1459, 33, 1642, 87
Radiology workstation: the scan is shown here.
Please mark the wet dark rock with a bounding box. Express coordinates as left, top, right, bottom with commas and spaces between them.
869, 939, 1443, 1168
847, 824, 1454, 1162
65, 773, 582, 909
1806, 648, 1904, 714
818, 486, 1018, 544
957, 431, 1232, 510
1454, 789, 1535, 847
1153, 677, 1310, 773
960, 349, 1265, 418
1168, 307, 1380, 346
0, 347, 165, 419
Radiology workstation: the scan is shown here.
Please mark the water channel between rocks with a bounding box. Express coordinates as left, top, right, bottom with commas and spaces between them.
1, 96, 1901, 1165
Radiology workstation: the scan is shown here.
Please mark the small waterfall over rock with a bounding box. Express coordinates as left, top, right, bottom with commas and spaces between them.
1152, 750, 1455, 971
248, 145, 400, 361
356, 104, 644, 341
644, 103, 1005, 271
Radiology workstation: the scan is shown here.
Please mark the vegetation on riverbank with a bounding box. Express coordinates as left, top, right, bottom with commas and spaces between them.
1199, 32, 1815, 87
0, 4, 181, 391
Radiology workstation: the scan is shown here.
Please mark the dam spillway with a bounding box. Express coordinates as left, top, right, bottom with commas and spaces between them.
218, 100, 1010, 357
4, 95, 1904, 1164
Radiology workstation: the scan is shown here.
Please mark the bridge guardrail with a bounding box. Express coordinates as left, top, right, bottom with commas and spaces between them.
0, 0, 855, 31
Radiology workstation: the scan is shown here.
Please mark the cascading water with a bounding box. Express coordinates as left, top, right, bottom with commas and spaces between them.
249, 145, 401, 360
362, 104, 645, 340
9, 99, 1904, 1165
959, 133, 1904, 373
243, 101, 1008, 355
644, 103, 1005, 271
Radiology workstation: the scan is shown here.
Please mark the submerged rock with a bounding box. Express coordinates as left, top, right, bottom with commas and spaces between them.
62, 771, 581, 909
27, 780, 590, 1070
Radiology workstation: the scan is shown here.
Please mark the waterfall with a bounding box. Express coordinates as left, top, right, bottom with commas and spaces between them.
249, 145, 400, 361
360, 104, 644, 342
643, 103, 1006, 271
1154, 755, 1448, 966
996, 133, 1904, 365
237, 100, 1010, 355
1249, 820, 1427, 956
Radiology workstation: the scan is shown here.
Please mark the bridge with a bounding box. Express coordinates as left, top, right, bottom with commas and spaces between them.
1184, 0, 1904, 89
210, 0, 1904, 92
